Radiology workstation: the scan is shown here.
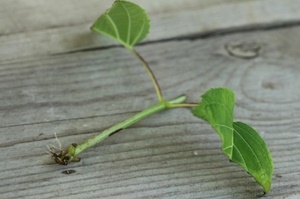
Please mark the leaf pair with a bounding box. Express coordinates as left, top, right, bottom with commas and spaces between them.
192, 88, 273, 193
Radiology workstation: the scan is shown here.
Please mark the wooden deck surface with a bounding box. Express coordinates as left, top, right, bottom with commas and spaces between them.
1, 0, 300, 198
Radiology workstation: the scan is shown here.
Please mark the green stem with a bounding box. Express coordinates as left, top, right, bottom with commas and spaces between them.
167, 103, 198, 108
53, 95, 188, 165
130, 48, 164, 102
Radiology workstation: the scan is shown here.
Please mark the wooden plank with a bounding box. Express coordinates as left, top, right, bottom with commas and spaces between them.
1, 0, 300, 61
1, 25, 300, 198
0, 0, 237, 35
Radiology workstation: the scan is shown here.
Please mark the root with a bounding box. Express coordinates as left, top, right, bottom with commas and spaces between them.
47, 133, 80, 165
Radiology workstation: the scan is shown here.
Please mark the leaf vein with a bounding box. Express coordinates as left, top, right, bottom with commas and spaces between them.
105, 14, 120, 40
233, 145, 248, 170
234, 127, 263, 172
132, 14, 146, 45
205, 102, 233, 116
235, 122, 264, 147
120, 2, 131, 44
214, 124, 233, 131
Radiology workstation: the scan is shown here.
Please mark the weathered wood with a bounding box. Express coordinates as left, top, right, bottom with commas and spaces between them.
1, 26, 300, 198
1, 0, 300, 198
1, 0, 300, 61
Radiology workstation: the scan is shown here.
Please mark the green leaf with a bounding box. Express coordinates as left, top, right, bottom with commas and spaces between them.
192, 88, 274, 193
91, 0, 150, 49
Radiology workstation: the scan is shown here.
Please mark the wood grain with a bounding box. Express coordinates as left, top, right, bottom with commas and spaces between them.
1, 0, 300, 61
1, 1, 300, 199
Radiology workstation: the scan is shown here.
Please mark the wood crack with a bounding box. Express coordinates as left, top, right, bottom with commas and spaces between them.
51, 20, 300, 56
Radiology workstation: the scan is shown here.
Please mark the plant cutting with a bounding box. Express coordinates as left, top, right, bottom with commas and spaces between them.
48, 0, 274, 194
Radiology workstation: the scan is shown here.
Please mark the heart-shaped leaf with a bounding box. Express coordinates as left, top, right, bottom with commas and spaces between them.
192, 88, 273, 193
91, 0, 150, 49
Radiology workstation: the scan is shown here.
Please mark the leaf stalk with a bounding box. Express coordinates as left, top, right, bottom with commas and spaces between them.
130, 48, 164, 102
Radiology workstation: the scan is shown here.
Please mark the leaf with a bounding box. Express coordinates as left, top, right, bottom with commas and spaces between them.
91, 0, 150, 49
192, 88, 274, 193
